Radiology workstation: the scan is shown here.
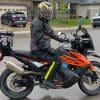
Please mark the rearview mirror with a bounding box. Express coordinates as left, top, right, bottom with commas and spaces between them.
57, 32, 66, 39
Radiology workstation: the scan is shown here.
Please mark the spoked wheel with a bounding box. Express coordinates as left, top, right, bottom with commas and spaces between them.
0, 68, 34, 99
78, 61, 100, 96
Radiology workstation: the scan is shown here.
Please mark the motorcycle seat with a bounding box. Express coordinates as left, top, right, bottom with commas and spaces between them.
14, 50, 37, 60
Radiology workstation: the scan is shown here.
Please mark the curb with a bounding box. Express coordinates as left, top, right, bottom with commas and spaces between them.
14, 31, 30, 35
14, 28, 75, 35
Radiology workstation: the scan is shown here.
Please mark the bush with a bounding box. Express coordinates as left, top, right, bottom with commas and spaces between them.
50, 18, 91, 27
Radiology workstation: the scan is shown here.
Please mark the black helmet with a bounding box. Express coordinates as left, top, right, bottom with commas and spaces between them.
38, 1, 53, 20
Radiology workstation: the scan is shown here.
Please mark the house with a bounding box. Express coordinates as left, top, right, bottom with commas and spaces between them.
0, 0, 42, 21
66, 0, 100, 19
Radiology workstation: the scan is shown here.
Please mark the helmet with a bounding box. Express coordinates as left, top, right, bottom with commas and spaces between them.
38, 1, 53, 20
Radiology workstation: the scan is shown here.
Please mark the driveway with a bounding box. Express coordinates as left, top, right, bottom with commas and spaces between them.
0, 22, 30, 32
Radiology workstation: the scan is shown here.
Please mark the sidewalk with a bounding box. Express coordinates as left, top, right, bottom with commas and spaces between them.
0, 22, 91, 35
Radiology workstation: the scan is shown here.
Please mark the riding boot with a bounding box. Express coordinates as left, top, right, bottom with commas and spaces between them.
43, 61, 61, 89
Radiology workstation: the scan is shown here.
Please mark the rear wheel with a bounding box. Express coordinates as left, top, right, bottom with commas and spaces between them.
0, 68, 34, 99
78, 61, 100, 96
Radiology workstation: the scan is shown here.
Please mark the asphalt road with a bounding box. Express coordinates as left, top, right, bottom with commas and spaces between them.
0, 27, 100, 100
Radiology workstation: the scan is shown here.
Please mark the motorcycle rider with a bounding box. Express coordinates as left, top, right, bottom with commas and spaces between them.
30, 1, 69, 88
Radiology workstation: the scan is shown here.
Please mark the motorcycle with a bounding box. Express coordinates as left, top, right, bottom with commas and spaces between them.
0, 28, 99, 99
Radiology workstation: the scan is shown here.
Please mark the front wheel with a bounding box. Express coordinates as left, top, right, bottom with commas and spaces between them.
78, 61, 100, 96
0, 68, 34, 99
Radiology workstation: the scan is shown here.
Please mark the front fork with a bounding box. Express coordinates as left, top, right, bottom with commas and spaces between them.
80, 63, 98, 84
85, 51, 100, 71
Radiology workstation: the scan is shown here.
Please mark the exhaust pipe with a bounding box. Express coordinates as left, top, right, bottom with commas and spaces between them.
4, 61, 33, 75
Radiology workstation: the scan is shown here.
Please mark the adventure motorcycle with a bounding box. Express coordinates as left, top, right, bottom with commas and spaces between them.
0, 29, 100, 99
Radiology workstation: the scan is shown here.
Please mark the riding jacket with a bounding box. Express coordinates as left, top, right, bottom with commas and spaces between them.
30, 17, 66, 54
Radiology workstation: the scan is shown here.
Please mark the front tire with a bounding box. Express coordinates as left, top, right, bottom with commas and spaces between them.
78, 61, 100, 96
0, 68, 34, 99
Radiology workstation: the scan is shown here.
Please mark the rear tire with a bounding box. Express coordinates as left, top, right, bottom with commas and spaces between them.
0, 68, 34, 99
78, 61, 100, 96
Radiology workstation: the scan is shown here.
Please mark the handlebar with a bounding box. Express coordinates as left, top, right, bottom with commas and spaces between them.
60, 26, 91, 44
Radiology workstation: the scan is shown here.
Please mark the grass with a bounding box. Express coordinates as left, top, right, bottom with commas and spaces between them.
50, 18, 91, 27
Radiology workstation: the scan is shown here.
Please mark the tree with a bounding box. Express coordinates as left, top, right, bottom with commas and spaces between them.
51, 0, 67, 19
51, 0, 57, 19
58, 0, 67, 14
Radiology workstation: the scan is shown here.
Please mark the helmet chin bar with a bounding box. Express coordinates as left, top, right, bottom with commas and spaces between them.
40, 11, 53, 20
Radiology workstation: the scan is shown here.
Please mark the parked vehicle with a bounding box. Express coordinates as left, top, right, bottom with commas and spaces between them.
1, 11, 27, 27
0, 28, 99, 99
92, 11, 100, 28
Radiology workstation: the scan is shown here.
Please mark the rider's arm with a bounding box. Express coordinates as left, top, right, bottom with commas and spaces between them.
44, 23, 67, 42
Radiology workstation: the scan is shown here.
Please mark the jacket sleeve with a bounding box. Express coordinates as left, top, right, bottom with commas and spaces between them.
44, 23, 66, 42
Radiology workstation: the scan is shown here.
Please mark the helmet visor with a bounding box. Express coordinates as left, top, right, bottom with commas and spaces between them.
41, 9, 53, 20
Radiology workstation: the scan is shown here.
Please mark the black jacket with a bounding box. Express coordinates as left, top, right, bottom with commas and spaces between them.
30, 17, 66, 54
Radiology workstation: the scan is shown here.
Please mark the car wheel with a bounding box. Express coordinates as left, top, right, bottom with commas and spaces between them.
93, 25, 96, 28
23, 24, 27, 27
1, 20, 4, 24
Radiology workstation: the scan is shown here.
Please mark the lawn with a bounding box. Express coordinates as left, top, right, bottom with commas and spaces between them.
50, 18, 91, 27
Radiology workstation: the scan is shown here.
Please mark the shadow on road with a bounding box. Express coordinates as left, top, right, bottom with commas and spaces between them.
39, 95, 68, 100
80, 95, 100, 100
8, 96, 68, 100
8, 97, 30, 100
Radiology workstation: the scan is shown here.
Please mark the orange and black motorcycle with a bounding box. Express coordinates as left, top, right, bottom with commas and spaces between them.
0, 29, 100, 99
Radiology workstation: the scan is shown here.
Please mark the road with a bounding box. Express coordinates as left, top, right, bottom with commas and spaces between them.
0, 27, 100, 100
